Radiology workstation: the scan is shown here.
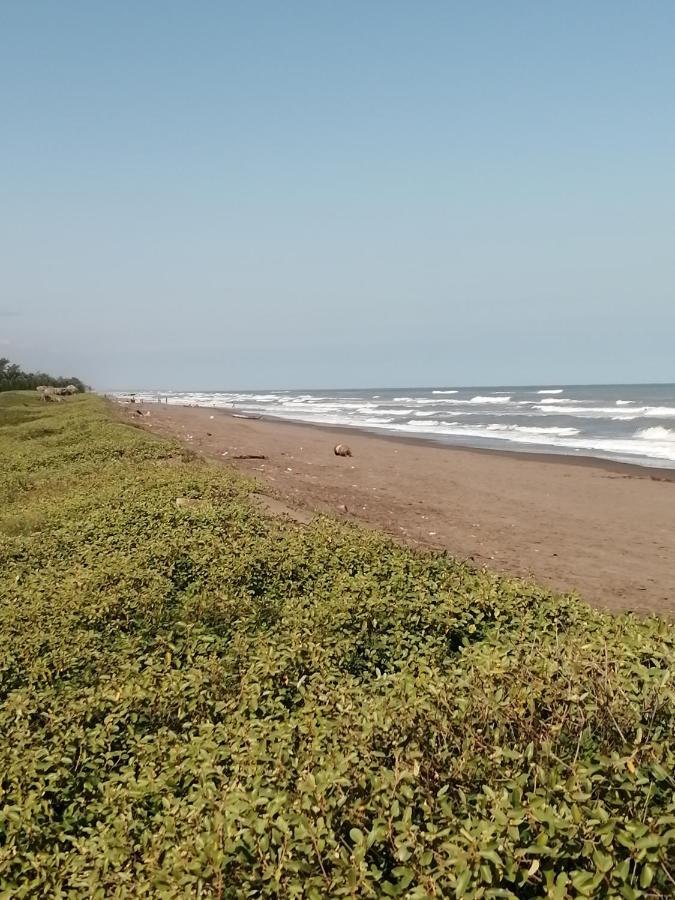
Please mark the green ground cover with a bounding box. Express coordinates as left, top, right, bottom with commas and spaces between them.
0, 392, 673, 898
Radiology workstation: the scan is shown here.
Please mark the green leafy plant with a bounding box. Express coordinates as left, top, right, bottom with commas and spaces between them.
0, 392, 673, 897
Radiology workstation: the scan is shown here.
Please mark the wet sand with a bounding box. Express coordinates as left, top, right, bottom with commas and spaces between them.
127, 402, 675, 615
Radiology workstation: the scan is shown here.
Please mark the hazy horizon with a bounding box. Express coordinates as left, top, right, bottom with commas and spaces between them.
108, 380, 675, 394
2, 2, 674, 389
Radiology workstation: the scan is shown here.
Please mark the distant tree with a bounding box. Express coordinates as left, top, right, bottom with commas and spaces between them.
0, 358, 87, 393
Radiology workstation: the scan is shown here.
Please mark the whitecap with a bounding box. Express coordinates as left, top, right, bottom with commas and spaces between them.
533, 404, 644, 417
485, 424, 579, 436
637, 426, 675, 441
644, 407, 675, 418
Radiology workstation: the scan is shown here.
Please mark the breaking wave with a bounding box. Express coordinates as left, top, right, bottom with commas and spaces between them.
112, 384, 675, 467
637, 426, 675, 441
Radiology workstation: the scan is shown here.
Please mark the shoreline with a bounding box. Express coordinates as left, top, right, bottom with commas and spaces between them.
126, 400, 675, 615
120, 396, 675, 477
112, 383, 675, 476
138, 400, 675, 481
252, 409, 675, 481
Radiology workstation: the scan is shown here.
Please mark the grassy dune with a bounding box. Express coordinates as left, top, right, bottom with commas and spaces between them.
0, 392, 673, 898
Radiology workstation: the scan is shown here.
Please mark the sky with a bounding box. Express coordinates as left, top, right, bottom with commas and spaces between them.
1, 2, 674, 390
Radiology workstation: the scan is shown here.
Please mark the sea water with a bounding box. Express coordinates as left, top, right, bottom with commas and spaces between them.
118, 384, 675, 468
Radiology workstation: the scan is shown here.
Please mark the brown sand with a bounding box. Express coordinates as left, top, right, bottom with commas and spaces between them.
127, 402, 675, 615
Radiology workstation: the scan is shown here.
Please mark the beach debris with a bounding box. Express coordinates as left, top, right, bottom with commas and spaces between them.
209, 415, 214, 419
233, 454, 267, 460
39, 383, 78, 396
38, 385, 74, 402
338, 504, 348, 513
334, 443, 352, 457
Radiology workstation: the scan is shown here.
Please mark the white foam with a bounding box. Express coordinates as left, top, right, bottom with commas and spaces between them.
637, 426, 675, 441
534, 404, 639, 417
361, 407, 410, 417
109, 388, 675, 466
392, 397, 467, 406
570, 436, 675, 463
535, 404, 675, 419
377, 422, 675, 462
367, 421, 579, 442
485, 424, 579, 436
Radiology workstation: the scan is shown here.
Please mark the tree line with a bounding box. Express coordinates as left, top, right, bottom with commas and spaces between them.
0, 358, 86, 393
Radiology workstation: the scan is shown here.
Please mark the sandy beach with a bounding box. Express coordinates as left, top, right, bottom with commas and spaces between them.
127, 401, 675, 615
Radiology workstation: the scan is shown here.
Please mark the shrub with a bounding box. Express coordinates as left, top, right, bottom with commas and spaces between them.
0, 393, 673, 897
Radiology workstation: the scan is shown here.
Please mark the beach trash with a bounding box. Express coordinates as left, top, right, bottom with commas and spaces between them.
333, 444, 352, 456
175, 497, 201, 508
334, 443, 352, 457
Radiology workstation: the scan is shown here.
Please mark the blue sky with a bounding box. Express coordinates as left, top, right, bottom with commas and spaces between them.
1, 1, 674, 389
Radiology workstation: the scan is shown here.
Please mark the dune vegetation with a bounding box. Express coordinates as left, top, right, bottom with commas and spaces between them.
0, 392, 673, 898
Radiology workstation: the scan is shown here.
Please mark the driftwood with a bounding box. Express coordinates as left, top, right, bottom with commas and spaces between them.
232, 454, 267, 460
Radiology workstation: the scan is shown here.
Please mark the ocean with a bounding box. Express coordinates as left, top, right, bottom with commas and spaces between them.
121, 384, 675, 468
